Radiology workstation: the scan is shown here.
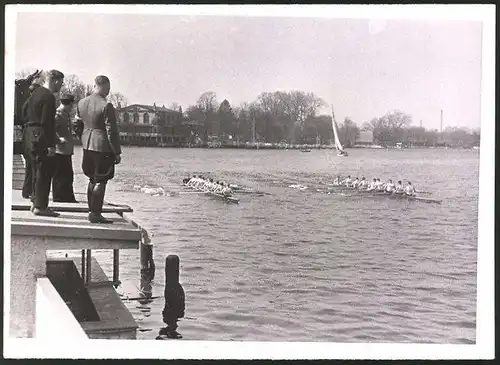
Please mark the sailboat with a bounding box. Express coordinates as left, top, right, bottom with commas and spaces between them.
331, 105, 348, 157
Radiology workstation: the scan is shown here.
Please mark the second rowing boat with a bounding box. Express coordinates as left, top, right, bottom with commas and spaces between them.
183, 183, 240, 204
327, 184, 442, 204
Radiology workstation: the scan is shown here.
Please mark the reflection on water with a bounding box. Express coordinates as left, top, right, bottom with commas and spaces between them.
71, 147, 478, 343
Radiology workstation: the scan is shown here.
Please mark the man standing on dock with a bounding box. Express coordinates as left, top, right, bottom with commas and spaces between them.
24, 70, 65, 217
21, 82, 41, 200
52, 93, 78, 203
77, 75, 122, 223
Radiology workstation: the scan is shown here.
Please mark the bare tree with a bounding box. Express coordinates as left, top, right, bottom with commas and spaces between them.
108, 91, 128, 109
60, 74, 87, 102
169, 102, 181, 111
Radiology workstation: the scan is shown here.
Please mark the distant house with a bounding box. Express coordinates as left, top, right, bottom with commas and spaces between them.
117, 103, 192, 145
355, 130, 374, 146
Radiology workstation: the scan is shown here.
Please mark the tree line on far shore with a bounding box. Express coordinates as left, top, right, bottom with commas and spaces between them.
16, 68, 481, 148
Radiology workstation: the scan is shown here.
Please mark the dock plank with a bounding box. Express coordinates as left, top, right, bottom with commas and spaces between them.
10, 190, 133, 213
11, 210, 141, 242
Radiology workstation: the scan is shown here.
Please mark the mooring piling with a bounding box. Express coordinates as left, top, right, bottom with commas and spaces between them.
158, 254, 185, 339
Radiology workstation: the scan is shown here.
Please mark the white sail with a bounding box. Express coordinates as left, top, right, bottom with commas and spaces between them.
331, 106, 345, 152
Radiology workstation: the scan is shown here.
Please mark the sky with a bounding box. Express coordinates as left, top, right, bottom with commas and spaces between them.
13, 8, 483, 130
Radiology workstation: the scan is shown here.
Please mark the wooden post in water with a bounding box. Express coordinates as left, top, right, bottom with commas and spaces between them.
157, 255, 185, 339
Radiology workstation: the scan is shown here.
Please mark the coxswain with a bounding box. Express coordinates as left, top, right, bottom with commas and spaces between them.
394, 180, 404, 194
333, 176, 342, 185
385, 179, 395, 193
341, 175, 352, 187
182, 175, 191, 184
404, 181, 416, 196
351, 177, 360, 188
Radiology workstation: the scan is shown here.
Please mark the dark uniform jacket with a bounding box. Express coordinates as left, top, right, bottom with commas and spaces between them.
25, 86, 57, 149
77, 93, 121, 155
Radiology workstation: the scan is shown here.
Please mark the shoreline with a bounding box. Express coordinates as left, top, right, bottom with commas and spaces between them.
104, 143, 480, 150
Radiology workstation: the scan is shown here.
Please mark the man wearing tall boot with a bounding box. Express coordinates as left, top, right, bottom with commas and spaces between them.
77, 75, 121, 223
25, 70, 64, 217
21, 83, 41, 199
52, 93, 78, 203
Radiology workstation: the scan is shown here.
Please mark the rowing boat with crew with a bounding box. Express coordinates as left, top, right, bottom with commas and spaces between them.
327, 175, 442, 204
182, 175, 240, 204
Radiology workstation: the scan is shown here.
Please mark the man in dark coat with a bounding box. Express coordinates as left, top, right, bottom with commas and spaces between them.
24, 70, 64, 217
52, 92, 78, 202
76, 75, 122, 223
21, 83, 41, 199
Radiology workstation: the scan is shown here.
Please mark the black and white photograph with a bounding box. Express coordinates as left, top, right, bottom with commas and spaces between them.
3, 4, 495, 360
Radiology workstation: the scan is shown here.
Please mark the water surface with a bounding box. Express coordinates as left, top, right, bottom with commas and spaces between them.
61, 147, 478, 343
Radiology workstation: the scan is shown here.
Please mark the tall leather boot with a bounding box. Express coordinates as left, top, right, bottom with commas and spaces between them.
87, 181, 95, 213
89, 182, 113, 224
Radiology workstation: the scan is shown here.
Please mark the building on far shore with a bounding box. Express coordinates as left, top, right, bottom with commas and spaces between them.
354, 130, 374, 147
116, 103, 202, 146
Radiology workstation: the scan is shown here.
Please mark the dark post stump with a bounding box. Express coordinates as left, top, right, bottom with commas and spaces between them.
157, 255, 185, 340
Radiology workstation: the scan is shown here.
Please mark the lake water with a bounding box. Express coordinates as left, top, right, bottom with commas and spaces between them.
67, 146, 479, 343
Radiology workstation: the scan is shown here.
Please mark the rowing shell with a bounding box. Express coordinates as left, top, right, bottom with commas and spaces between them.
327, 184, 442, 204
183, 183, 240, 204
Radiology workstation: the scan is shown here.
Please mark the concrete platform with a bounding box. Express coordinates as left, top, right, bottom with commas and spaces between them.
8, 154, 143, 339
10, 203, 141, 338
47, 257, 138, 339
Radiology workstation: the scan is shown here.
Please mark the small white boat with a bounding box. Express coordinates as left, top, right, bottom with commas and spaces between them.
331, 105, 348, 157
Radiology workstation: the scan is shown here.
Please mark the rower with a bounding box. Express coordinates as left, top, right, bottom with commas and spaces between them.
358, 177, 368, 190
366, 178, 377, 192
351, 177, 360, 188
385, 179, 395, 193
394, 180, 404, 194
208, 178, 216, 192
187, 175, 198, 187
202, 178, 211, 191
404, 181, 416, 196
221, 182, 233, 197
214, 181, 222, 194
375, 178, 385, 192
341, 175, 352, 187
191, 175, 200, 188
195, 176, 205, 189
